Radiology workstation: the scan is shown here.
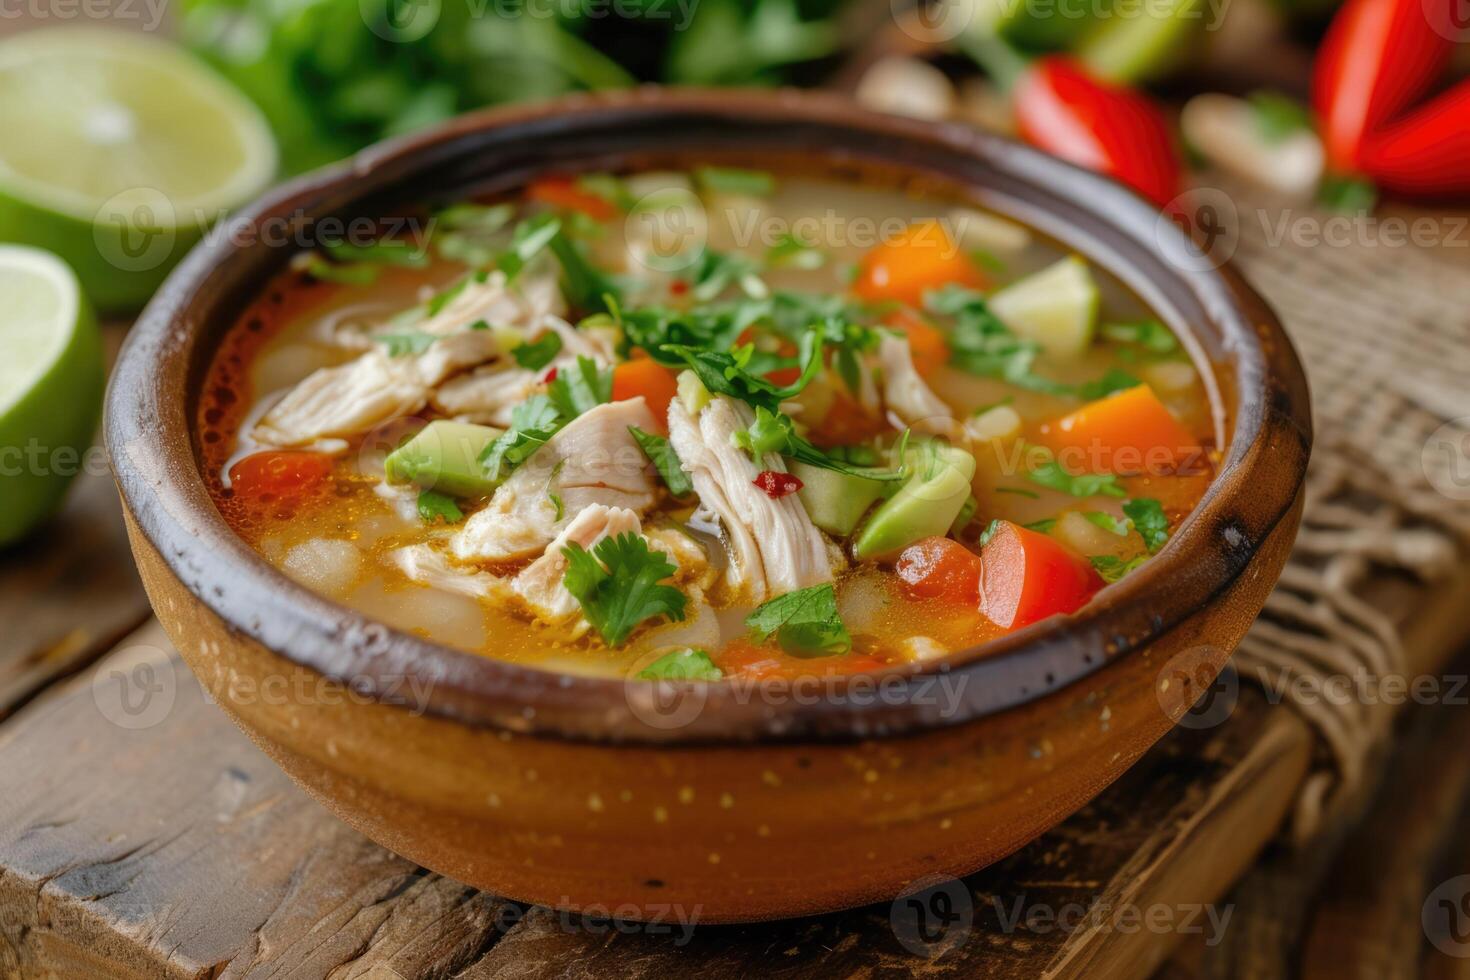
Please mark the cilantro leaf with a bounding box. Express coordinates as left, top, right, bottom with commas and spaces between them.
1027, 461, 1127, 498
496, 213, 561, 280
547, 355, 613, 419
1083, 511, 1130, 536
302, 255, 380, 285
1101, 319, 1178, 353
325, 239, 429, 268
766, 232, 825, 270
695, 166, 775, 196
731, 405, 795, 456
1090, 554, 1148, 583
1076, 369, 1142, 401
549, 232, 622, 312
745, 583, 851, 657
629, 426, 693, 497
479, 394, 564, 482
1247, 91, 1314, 145
377, 331, 437, 357
684, 247, 767, 302
436, 202, 515, 234
927, 286, 1072, 396
562, 533, 688, 646
638, 648, 723, 681
511, 331, 563, 370
661, 328, 823, 409
417, 490, 464, 524
1123, 498, 1170, 553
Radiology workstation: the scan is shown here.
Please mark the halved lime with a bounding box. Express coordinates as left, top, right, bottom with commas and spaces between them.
0, 245, 103, 547
0, 29, 278, 312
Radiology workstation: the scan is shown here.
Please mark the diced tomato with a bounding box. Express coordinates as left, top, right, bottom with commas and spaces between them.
611, 359, 679, 426
977, 521, 1102, 630
753, 470, 803, 498
854, 219, 983, 308
1038, 384, 1202, 476
883, 308, 950, 376
229, 451, 334, 501
526, 176, 618, 222
895, 536, 982, 604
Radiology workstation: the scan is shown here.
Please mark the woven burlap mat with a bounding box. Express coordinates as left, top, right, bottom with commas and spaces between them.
1204, 179, 1470, 841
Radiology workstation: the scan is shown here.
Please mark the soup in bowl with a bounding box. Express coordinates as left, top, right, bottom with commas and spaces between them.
109, 90, 1309, 921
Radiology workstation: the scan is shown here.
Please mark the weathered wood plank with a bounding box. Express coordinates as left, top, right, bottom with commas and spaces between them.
0, 623, 517, 979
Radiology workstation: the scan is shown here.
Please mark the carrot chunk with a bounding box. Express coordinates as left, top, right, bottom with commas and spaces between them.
230, 451, 334, 500
1038, 384, 1202, 476
895, 536, 982, 604
854, 219, 983, 308
884, 308, 951, 376
612, 359, 680, 425
977, 521, 1102, 630
526, 176, 618, 222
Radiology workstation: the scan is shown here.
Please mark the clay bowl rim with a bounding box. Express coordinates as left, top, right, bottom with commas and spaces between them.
107, 86, 1312, 746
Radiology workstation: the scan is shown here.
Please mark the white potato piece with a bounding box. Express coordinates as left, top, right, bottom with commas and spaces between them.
965, 403, 1023, 443
855, 57, 955, 121
282, 539, 363, 595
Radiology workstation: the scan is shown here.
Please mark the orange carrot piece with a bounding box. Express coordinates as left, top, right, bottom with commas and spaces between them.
612, 359, 680, 425
854, 219, 983, 308
1038, 384, 1202, 476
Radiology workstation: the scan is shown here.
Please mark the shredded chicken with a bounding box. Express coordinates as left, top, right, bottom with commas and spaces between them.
509, 504, 644, 633
335, 269, 565, 350
452, 398, 660, 564
390, 544, 503, 600
253, 349, 434, 448
876, 333, 960, 439
666, 395, 837, 603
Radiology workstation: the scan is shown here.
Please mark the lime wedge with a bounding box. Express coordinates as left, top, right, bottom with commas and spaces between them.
989, 256, 1101, 358
0, 29, 277, 312
0, 245, 103, 547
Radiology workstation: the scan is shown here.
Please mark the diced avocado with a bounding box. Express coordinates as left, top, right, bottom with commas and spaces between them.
988, 256, 1100, 358
853, 441, 977, 561
676, 369, 711, 416
791, 461, 886, 537
384, 420, 504, 498
1077, 0, 1204, 84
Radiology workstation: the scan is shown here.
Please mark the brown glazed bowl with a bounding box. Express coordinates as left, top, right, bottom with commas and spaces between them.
108, 88, 1311, 923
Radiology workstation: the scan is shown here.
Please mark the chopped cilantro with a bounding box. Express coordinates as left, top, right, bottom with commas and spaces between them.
766, 232, 825, 270
325, 239, 429, 268
746, 583, 851, 657
1076, 369, 1142, 401
547, 355, 613, 419
1101, 319, 1178, 353
684, 247, 767, 302
927, 286, 1072, 396
377, 331, 437, 357
629, 426, 693, 497
562, 533, 688, 646
479, 395, 564, 482
435, 202, 515, 233
639, 648, 723, 681
302, 255, 380, 285
1027, 461, 1127, 498
1083, 511, 1130, 536
1123, 498, 1170, 553
732, 405, 794, 456
695, 166, 776, 196
497, 213, 562, 280
576, 173, 634, 211
512, 331, 564, 370
1248, 91, 1314, 145
1090, 554, 1148, 583
417, 490, 464, 524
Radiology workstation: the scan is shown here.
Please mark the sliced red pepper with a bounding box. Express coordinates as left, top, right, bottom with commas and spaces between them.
753, 470, 803, 498
1359, 80, 1470, 197
1311, 0, 1457, 173
895, 536, 982, 604
1013, 56, 1183, 208
230, 451, 334, 501
977, 521, 1102, 630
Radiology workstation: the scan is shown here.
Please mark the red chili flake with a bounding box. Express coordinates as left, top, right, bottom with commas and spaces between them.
542, 366, 558, 383
753, 470, 803, 498
669, 279, 690, 296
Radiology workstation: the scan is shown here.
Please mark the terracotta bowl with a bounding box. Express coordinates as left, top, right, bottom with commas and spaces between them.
107, 88, 1311, 923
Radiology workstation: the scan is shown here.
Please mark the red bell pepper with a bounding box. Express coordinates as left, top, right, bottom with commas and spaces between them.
1359, 80, 1470, 197
976, 521, 1103, 630
1013, 56, 1183, 208
1310, 0, 1457, 172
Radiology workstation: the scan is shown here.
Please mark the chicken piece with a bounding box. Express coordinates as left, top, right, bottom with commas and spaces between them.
509, 504, 644, 633
645, 526, 714, 591
666, 395, 836, 603
390, 544, 504, 600
252, 327, 499, 449
877, 333, 959, 438
431, 364, 542, 427
452, 398, 660, 564
419, 269, 566, 337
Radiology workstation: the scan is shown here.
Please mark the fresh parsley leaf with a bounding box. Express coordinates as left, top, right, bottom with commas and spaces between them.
684, 247, 766, 302
325, 239, 429, 268
1090, 554, 1148, 583
512, 331, 563, 370
497, 214, 562, 280
1027, 461, 1127, 498
417, 490, 464, 524
549, 231, 622, 311
1101, 319, 1178, 353
479, 394, 564, 482
1123, 498, 1170, 553
562, 533, 688, 646
1077, 369, 1142, 401
377, 331, 437, 357
746, 583, 851, 657
547, 355, 613, 419
638, 647, 722, 681
629, 426, 693, 497
302, 255, 380, 285
695, 166, 775, 196
766, 232, 825, 270
1084, 511, 1130, 536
